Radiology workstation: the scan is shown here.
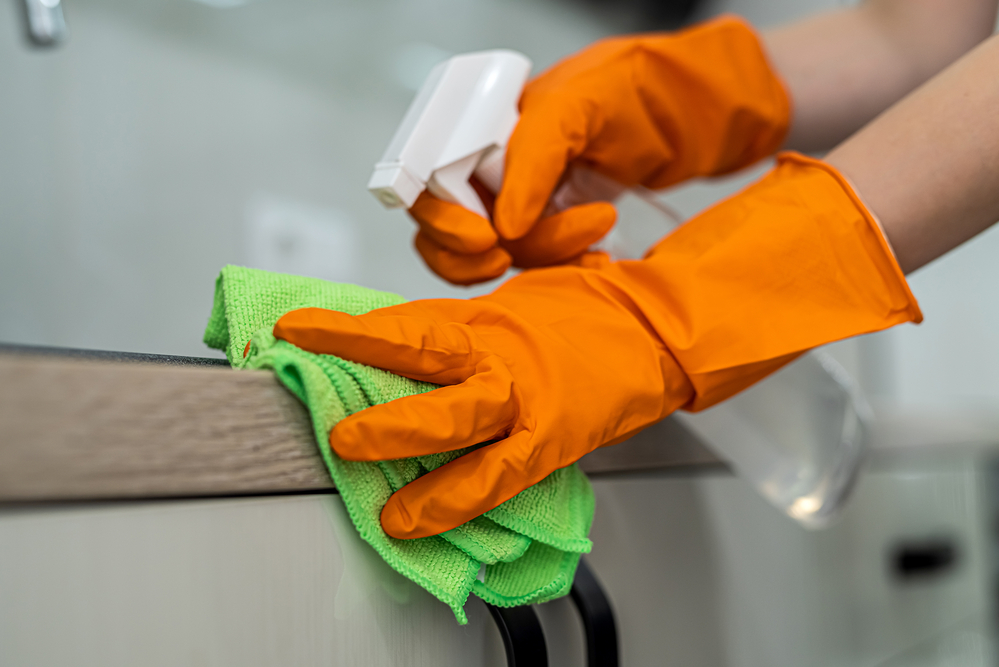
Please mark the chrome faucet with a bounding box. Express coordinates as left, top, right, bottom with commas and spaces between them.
21, 0, 67, 47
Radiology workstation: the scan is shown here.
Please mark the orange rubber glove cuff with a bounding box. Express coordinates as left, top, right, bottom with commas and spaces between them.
609, 151, 920, 411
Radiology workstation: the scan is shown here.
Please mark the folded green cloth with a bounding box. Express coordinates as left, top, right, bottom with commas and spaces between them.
204, 265, 594, 623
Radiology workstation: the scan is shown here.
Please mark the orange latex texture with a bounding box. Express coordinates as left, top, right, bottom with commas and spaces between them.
275, 153, 920, 539
410, 15, 791, 285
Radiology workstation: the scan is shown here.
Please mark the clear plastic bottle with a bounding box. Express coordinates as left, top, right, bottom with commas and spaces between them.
675, 351, 871, 527
557, 165, 872, 527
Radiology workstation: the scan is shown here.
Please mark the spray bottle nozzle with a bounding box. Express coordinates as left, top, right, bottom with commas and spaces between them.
368, 50, 532, 219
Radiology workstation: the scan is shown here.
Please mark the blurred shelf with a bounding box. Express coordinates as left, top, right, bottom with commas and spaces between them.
870, 401, 999, 463
0, 345, 722, 504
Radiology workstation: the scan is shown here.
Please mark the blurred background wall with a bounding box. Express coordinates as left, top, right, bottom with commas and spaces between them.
0, 0, 841, 359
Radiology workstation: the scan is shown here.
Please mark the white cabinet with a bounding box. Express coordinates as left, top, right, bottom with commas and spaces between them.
0, 495, 511, 666
2, 459, 990, 667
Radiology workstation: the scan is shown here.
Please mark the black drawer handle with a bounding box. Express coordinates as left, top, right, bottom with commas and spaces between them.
570, 558, 619, 667
486, 603, 548, 667
487, 558, 618, 667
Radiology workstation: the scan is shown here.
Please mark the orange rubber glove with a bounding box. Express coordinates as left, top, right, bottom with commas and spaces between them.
276, 153, 921, 539
411, 15, 791, 285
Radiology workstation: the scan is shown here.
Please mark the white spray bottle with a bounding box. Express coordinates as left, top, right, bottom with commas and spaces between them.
368, 49, 872, 528
368, 50, 530, 219
367, 49, 678, 241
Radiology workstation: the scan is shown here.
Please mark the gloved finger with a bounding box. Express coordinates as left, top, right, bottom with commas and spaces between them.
414, 230, 512, 286
275, 305, 483, 385
501, 202, 616, 269
408, 191, 498, 254
329, 358, 516, 461
493, 103, 589, 240
567, 250, 613, 270
380, 430, 542, 539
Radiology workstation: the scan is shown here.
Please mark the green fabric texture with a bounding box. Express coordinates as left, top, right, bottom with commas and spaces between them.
204, 265, 594, 624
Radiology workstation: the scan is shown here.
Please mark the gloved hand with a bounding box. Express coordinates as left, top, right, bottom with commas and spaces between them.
412, 15, 792, 285
276, 153, 920, 539
409, 188, 617, 284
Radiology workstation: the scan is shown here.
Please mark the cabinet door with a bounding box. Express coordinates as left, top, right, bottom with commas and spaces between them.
0, 494, 509, 667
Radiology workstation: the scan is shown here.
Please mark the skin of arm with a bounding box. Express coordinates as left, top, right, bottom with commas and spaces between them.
764, 0, 997, 152
825, 32, 999, 274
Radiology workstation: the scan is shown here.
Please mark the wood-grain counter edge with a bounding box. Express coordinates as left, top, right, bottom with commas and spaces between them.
0, 348, 722, 503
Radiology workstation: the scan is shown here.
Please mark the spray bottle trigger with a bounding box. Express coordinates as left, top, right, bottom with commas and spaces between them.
472, 146, 505, 195
427, 150, 492, 219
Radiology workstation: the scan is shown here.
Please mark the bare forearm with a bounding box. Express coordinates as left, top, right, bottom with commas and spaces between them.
826, 33, 999, 274
764, 0, 996, 152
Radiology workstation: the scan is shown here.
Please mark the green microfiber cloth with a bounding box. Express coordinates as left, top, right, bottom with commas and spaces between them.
204, 265, 594, 624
